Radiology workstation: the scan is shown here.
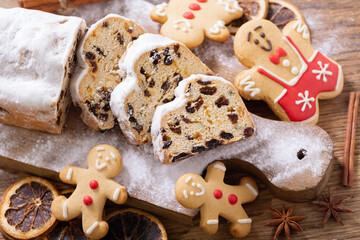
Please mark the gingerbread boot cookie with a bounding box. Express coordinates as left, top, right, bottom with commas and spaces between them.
151, 0, 244, 48
234, 19, 344, 124
175, 161, 258, 238
51, 144, 127, 239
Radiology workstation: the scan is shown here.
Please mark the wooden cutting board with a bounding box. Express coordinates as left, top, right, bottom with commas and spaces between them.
0, 0, 360, 239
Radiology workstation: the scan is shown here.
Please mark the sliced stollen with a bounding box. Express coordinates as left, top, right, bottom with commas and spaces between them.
0, 8, 86, 134
71, 14, 146, 131
110, 33, 214, 145
151, 74, 255, 164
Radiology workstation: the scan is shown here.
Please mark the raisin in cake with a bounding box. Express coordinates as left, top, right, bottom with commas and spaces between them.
110, 33, 214, 145
71, 14, 146, 131
0, 8, 86, 134
151, 74, 254, 164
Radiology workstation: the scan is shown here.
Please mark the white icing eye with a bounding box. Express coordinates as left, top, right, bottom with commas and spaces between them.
282, 59, 290, 67
182, 27, 188, 33
105, 157, 110, 161
98, 153, 102, 157
291, 67, 299, 75
192, 182, 196, 187
190, 191, 194, 195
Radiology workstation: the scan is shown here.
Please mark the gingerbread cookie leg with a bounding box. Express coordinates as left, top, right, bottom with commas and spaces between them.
227, 207, 252, 238
82, 210, 109, 239
52, 195, 81, 221
199, 204, 220, 235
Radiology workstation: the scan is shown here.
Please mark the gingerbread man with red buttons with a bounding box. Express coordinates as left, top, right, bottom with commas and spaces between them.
51, 144, 127, 239
234, 19, 344, 124
175, 161, 258, 238
151, 0, 244, 48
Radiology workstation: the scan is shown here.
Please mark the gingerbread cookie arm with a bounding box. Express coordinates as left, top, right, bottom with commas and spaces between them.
150, 2, 168, 23
237, 177, 258, 204
199, 203, 220, 235
59, 165, 82, 185
104, 180, 128, 205
204, 162, 226, 183
204, 20, 231, 43
282, 20, 316, 60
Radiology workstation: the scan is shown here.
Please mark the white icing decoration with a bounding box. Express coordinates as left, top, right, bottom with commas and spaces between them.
63, 201, 68, 219
213, 163, 226, 172
66, 168, 73, 181
192, 182, 196, 187
308, 50, 319, 63
95, 159, 107, 170
282, 59, 290, 67
185, 176, 192, 183
110, 152, 116, 159
155, 3, 167, 16
98, 153, 102, 157
195, 183, 205, 196
173, 19, 192, 33
240, 76, 260, 97
274, 89, 287, 103
86, 222, 99, 235
183, 190, 188, 199
207, 219, 219, 225
295, 91, 315, 112
209, 20, 225, 34
245, 183, 258, 196
217, 0, 243, 13
111, 34, 180, 146
105, 157, 110, 161
312, 61, 333, 82
190, 191, 194, 195
238, 218, 252, 224
113, 188, 121, 201
151, 75, 232, 162
292, 20, 310, 39
96, 147, 105, 151
291, 67, 299, 75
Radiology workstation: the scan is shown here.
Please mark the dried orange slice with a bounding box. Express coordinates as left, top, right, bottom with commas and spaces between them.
103, 208, 167, 240
267, 0, 305, 29
228, 0, 269, 34
0, 177, 58, 239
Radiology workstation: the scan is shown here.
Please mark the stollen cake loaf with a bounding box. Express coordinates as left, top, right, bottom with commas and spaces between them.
110, 33, 214, 145
151, 74, 255, 164
0, 8, 86, 134
71, 14, 146, 131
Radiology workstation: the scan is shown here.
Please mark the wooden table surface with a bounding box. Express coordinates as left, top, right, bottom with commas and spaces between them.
1, 0, 360, 239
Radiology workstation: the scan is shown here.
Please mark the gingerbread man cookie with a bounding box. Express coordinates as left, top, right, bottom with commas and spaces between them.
150, 0, 244, 48
175, 161, 258, 238
51, 144, 127, 239
234, 19, 344, 124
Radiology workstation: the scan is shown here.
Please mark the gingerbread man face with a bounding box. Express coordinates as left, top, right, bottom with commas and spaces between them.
51, 144, 127, 239
175, 161, 258, 238
234, 19, 344, 124
87, 144, 122, 178
151, 0, 244, 48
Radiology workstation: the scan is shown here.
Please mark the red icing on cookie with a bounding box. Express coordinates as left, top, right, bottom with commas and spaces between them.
83, 196, 93, 206
189, 3, 201, 10
214, 189, 223, 199
197, 0, 207, 2
183, 12, 195, 19
228, 194, 238, 205
269, 47, 287, 65
90, 180, 98, 189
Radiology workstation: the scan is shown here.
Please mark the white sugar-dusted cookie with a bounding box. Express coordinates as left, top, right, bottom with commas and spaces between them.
151, 74, 254, 164
71, 14, 146, 131
0, 8, 86, 134
110, 33, 213, 145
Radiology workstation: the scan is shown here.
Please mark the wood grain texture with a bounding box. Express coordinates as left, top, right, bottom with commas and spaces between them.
0, 0, 359, 239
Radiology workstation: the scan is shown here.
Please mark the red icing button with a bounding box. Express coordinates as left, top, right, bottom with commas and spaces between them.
183, 12, 194, 19
90, 180, 98, 189
197, 0, 207, 2
228, 194, 238, 205
214, 190, 223, 199
83, 196, 93, 206
189, 3, 201, 10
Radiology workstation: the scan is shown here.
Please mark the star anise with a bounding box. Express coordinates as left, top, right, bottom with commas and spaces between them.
311, 187, 354, 227
265, 204, 307, 240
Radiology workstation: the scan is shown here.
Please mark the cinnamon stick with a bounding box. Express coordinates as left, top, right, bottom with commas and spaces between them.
342, 92, 355, 186
348, 92, 360, 187
19, 0, 109, 13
